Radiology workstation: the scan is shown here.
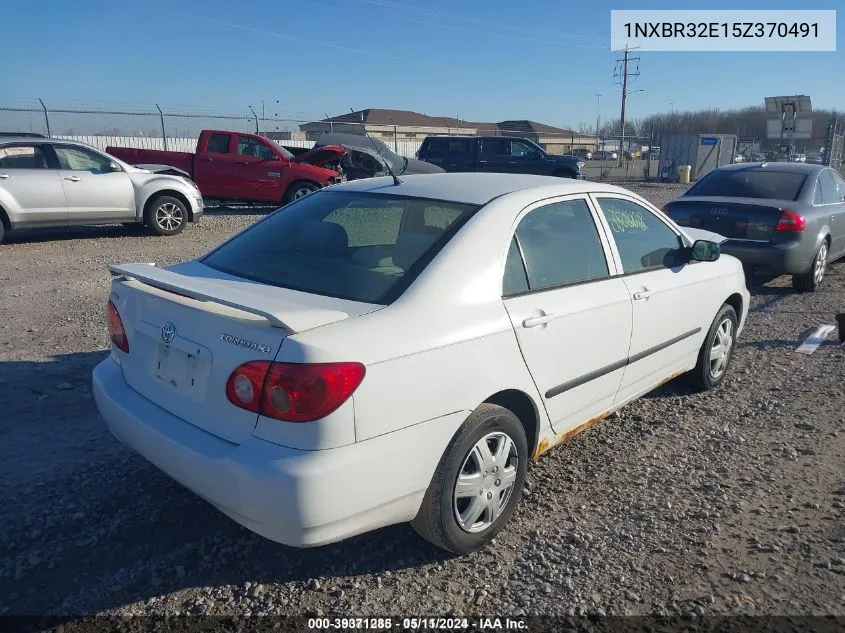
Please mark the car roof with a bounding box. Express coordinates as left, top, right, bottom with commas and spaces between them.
714, 161, 827, 175
424, 135, 534, 141
315, 132, 390, 149
0, 136, 91, 148
325, 172, 631, 205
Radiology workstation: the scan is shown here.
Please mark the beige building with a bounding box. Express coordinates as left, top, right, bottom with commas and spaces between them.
299, 109, 597, 154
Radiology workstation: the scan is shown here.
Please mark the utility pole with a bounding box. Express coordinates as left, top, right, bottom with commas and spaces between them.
613, 45, 640, 160
595, 93, 601, 137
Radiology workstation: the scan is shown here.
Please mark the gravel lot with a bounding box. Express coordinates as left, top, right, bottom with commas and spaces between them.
1, 183, 843, 620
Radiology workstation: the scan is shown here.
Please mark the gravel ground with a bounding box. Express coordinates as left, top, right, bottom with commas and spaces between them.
0, 183, 843, 620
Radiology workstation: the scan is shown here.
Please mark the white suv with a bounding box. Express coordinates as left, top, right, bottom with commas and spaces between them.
0, 137, 203, 243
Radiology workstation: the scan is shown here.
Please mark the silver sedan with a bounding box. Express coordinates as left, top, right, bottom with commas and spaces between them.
663, 162, 845, 292
0, 138, 203, 243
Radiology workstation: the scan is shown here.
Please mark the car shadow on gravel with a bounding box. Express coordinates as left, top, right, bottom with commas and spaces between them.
0, 351, 457, 616
203, 204, 279, 217
2, 224, 150, 244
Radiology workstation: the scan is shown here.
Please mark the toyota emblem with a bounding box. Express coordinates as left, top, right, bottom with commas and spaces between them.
161, 322, 176, 344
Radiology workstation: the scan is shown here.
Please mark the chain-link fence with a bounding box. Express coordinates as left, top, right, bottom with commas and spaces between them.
13, 99, 844, 183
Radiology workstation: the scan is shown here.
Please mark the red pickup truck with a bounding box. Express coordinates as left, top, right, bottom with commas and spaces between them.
107, 130, 346, 204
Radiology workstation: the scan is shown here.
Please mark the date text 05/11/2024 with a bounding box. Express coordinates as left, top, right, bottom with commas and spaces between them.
306, 617, 528, 630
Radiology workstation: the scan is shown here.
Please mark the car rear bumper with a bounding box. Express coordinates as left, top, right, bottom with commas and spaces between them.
92, 357, 466, 547
719, 239, 814, 275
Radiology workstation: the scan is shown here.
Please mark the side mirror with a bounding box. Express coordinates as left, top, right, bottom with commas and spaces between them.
690, 239, 720, 262
109, 161, 122, 172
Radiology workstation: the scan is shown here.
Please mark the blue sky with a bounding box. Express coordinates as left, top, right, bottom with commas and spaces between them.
2, 0, 842, 129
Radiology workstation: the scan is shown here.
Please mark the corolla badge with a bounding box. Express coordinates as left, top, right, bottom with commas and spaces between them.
160, 322, 176, 344
220, 334, 272, 354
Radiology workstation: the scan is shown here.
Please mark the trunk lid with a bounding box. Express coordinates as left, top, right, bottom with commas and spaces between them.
667, 197, 788, 241
108, 261, 376, 444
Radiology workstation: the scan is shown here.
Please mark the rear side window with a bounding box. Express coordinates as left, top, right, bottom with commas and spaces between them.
687, 169, 806, 201
201, 192, 479, 304
237, 136, 276, 160
423, 138, 470, 154
0, 145, 48, 169
507, 198, 609, 293
481, 139, 509, 155
206, 133, 231, 154
816, 170, 844, 205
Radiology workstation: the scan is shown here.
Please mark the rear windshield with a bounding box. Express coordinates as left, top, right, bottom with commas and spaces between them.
201, 191, 479, 304
687, 169, 807, 201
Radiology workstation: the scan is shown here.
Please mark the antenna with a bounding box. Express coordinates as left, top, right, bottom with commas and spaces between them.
349, 108, 402, 186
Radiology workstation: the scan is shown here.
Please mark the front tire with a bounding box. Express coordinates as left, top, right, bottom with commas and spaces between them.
283, 181, 318, 204
792, 242, 828, 292
411, 404, 527, 554
144, 195, 187, 236
686, 304, 738, 391
553, 170, 576, 179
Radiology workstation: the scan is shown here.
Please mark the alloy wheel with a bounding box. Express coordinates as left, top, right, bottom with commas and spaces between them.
154, 202, 184, 232
709, 317, 734, 379
814, 243, 828, 287
453, 431, 518, 533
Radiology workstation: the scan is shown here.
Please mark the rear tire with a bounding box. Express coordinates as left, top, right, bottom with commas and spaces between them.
411, 404, 527, 554
283, 181, 318, 204
144, 195, 187, 236
792, 242, 828, 292
0, 220, 5, 244
685, 304, 738, 391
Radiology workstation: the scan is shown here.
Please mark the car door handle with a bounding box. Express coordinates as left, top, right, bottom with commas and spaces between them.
633, 288, 654, 300
199, 157, 214, 162
0, 174, 9, 179
64, 176, 81, 182
235, 160, 250, 165
523, 313, 556, 328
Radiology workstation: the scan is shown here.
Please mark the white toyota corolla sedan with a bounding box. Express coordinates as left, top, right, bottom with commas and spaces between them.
93, 173, 750, 554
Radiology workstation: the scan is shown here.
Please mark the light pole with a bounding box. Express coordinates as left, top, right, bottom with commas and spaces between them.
670, 101, 675, 115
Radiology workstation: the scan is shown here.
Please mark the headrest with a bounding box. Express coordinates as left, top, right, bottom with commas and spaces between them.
297, 221, 349, 256
393, 232, 437, 270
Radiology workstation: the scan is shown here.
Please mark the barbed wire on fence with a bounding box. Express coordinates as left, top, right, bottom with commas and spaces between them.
2, 100, 842, 179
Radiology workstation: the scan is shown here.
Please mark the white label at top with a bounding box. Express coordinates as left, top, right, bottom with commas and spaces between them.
610, 10, 836, 51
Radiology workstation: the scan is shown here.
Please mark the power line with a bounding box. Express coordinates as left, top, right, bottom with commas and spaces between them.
164, 10, 610, 90
352, 0, 608, 44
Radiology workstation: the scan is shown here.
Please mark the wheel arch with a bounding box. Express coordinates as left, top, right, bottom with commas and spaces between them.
0, 202, 10, 231
724, 292, 744, 322
143, 189, 193, 222
482, 389, 541, 458
283, 179, 321, 203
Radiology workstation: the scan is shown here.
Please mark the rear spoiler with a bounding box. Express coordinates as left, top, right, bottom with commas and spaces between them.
109, 263, 349, 332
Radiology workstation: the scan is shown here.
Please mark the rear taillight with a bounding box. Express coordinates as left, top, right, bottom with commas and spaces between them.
775, 209, 806, 232
107, 301, 129, 353
226, 361, 365, 423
